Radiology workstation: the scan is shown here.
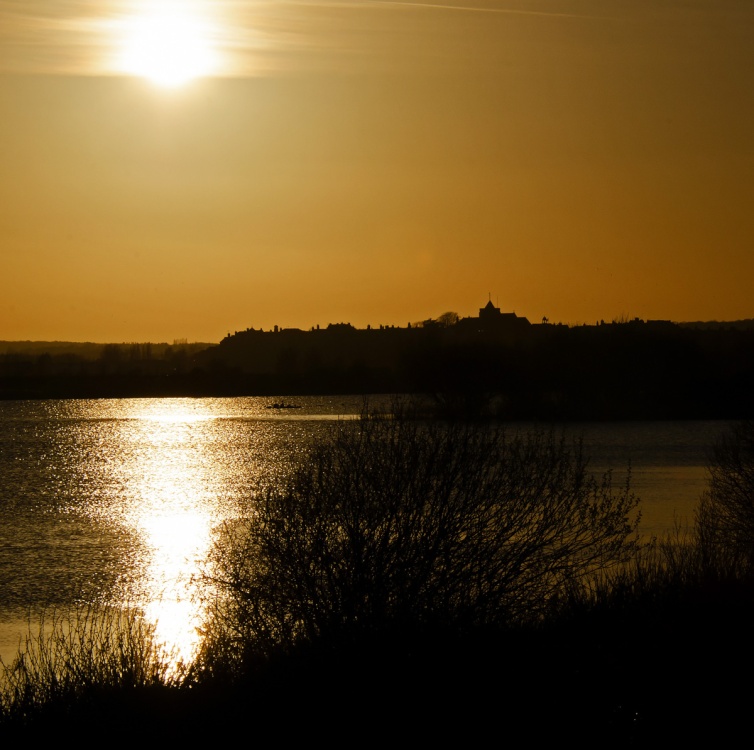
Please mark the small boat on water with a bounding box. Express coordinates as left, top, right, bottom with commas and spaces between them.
265, 402, 302, 410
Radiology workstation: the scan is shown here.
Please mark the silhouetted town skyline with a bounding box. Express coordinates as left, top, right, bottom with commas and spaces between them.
1, 299, 753, 420
225, 299, 682, 340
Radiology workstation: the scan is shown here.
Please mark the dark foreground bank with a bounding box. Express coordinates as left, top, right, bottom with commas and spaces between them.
4, 417, 754, 744
4, 576, 754, 746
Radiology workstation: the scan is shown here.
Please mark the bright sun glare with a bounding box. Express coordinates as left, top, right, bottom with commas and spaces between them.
118, 5, 218, 87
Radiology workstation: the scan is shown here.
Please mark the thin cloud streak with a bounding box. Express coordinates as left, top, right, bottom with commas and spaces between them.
363, 0, 607, 20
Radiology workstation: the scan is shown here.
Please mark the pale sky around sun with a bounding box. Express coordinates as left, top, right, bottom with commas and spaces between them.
1, 0, 753, 342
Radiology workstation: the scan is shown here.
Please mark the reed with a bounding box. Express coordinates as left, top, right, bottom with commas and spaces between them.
0, 603, 183, 729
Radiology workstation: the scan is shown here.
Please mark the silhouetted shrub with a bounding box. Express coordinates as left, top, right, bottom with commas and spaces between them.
198, 413, 639, 674
697, 420, 754, 563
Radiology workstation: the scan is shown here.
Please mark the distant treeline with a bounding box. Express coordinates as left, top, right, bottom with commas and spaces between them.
0, 342, 214, 400
2, 320, 753, 420
678, 319, 754, 331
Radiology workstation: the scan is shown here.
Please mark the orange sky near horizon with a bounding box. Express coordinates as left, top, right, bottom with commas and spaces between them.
1, 0, 753, 343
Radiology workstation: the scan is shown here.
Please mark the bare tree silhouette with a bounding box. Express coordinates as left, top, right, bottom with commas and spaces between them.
199, 410, 639, 673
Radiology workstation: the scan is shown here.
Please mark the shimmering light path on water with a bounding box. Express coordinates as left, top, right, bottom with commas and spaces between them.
0, 396, 733, 667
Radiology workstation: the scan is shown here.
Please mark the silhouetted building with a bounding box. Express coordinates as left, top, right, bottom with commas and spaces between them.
454, 300, 531, 340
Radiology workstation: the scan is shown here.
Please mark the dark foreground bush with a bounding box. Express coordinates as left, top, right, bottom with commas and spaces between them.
197, 413, 640, 678
550, 528, 754, 744
696, 419, 754, 563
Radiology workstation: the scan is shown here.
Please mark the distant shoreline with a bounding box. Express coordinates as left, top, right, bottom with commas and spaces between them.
2, 317, 754, 420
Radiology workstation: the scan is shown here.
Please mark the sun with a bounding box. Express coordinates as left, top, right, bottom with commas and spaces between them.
117, 6, 218, 87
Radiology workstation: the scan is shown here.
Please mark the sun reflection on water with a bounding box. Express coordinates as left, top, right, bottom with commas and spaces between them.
136, 513, 211, 664
110, 400, 228, 667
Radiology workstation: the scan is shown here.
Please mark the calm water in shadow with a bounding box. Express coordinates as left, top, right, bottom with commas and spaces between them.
0, 396, 733, 666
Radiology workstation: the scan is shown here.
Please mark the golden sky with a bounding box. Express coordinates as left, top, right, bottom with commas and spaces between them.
1, 0, 753, 342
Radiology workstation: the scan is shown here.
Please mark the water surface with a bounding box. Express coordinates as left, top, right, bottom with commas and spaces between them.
0, 396, 732, 665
